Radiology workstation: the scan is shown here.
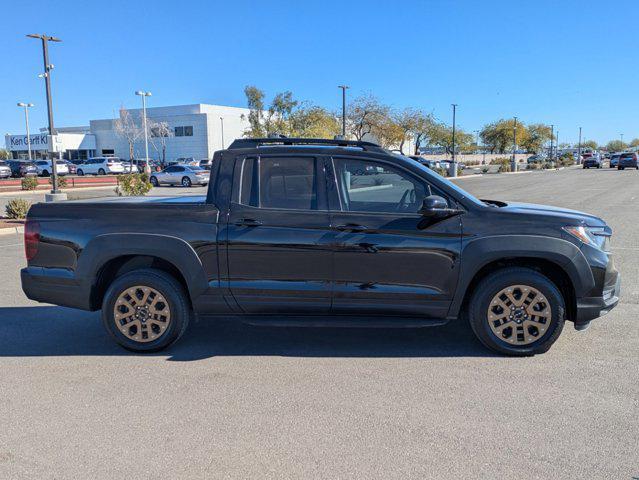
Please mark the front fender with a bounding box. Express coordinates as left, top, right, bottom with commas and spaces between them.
77, 233, 209, 301
448, 235, 594, 318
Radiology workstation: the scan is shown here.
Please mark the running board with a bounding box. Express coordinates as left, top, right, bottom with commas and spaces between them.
236, 316, 449, 328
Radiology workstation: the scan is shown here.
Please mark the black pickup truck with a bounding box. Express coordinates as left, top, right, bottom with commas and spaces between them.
21, 138, 620, 356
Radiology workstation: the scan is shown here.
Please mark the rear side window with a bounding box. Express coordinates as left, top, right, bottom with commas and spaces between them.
235, 156, 317, 210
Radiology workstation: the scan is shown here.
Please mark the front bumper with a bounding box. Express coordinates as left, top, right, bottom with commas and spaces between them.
574, 271, 621, 330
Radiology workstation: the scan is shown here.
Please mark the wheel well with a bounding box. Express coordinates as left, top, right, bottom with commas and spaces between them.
91, 255, 190, 310
461, 258, 576, 321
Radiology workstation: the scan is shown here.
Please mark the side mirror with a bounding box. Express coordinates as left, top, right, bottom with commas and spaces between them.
418, 195, 464, 219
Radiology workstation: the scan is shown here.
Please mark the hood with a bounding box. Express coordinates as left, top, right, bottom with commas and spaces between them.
483, 200, 606, 227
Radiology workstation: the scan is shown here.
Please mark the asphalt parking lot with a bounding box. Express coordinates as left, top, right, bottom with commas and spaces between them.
0, 167, 637, 479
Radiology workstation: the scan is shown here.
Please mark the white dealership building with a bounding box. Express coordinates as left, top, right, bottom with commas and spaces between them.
5, 104, 251, 162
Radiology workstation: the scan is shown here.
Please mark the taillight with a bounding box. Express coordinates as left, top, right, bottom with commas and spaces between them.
24, 219, 40, 261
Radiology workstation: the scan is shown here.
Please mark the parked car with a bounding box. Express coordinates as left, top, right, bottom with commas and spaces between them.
69, 159, 86, 166
135, 159, 162, 172
171, 157, 199, 166
120, 162, 138, 173
198, 159, 213, 170
583, 155, 602, 169
609, 153, 621, 168
149, 165, 210, 187
34, 159, 69, 177
21, 137, 620, 356
6, 160, 38, 178
77, 157, 125, 175
617, 152, 639, 170
63, 161, 77, 175
0, 161, 12, 179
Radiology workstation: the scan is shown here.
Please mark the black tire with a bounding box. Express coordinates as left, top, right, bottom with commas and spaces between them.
101, 268, 191, 352
150, 176, 159, 187
181, 176, 192, 187
619, 166, 624, 170
77, 169, 84, 176
42, 170, 49, 177
467, 267, 565, 356
98, 168, 106, 175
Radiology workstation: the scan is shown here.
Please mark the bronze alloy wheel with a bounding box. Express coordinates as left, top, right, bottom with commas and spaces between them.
113, 285, 171, 343
487, 284, 552, 345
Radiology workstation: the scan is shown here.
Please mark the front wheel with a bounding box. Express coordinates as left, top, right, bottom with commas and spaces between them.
77, 169, 84, 176
42, 170, 50, 177
181, 176, 192, 187
467, 267, 565, 356
98, 168, 106, 175
150, 176, 159, 187
101, 268, 191, 352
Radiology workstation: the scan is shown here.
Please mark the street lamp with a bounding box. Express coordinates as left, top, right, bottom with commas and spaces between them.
450, 104, 457, 177
338, 85, 349, 137
17, 102, 35, 160
549, 124, 554, 161
620, 133, 624, 145
27, 33, 62, 197
220, 117, 225, 149
135, 90, 152, 168
577, 127, 582, 165
512, 117, 518, 172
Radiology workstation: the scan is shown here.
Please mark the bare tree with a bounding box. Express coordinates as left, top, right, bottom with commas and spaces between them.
114, 107, 143, 161
346, 94, 390, 141
147, 120, 174, 167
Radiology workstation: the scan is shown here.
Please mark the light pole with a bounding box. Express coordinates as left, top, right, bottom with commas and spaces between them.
338, 85, 349, 137
620, 133, 624, 146
135, 90, 152, 168
17, 102, 35, 160
220, 117, 225, 149
450, 104, 458, 177
512, 117, 518, 172
549, 124, 554, 161
578, 127, 582, 165
27, 33, 62, 197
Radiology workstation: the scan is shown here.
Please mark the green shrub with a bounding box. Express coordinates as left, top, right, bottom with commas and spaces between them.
527, 162, 540, 170
21, 176, 38, 191
492, 157, 512, 167
48, 176, 68, 188
558, 154, 575, 167
5, 198, 31, 219
433, 167, 448, 177
115, 173, 153, 196
542, 162, 555, 169
481, 167, 489, 174
498, 164, 512, 173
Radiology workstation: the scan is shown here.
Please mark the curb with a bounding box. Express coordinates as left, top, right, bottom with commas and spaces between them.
0, 185, 115, 197
0, 225, 24, 236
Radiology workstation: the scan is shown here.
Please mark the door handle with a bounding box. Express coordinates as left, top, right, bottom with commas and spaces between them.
335, 223, 368, 232
235, 218, 263, 227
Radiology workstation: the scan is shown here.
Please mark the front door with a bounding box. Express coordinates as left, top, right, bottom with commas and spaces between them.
328, 157, 462, 319
225, 155, 333, 314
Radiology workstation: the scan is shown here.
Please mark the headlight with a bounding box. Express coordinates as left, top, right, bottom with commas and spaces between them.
563, 226, 610, 251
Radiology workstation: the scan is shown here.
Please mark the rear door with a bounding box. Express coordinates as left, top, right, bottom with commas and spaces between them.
327, 156, 462, 319
225, 154, 333, 314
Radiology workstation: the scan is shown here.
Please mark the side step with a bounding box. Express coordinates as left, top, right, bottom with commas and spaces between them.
236, 315, 449, 328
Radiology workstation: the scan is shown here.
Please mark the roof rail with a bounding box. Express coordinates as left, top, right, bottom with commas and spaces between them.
227, 137, 385, 152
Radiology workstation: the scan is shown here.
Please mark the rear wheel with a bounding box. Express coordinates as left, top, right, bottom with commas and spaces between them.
102, 268, 190, 352
42, 170, 49, 177
98, 168, 106, 175
77, 169, 84, 176
181, 176, 192, 187
468, 267, 565, 356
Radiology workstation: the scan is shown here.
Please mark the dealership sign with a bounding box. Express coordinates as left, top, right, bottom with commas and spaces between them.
7, 134, 49, 151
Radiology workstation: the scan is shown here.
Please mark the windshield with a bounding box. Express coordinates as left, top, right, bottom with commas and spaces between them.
389, 152, 486, 206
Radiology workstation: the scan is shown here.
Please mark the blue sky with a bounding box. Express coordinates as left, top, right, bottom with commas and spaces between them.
2, 0, 638, 145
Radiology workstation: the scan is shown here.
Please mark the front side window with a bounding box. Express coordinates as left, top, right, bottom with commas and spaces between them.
333, 158, 443, 213
236, 156, 317, 210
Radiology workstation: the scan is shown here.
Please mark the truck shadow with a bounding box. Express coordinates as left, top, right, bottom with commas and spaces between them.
0, 306, 496, 360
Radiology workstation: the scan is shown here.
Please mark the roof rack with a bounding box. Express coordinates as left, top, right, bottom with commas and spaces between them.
227, 137, 385, 152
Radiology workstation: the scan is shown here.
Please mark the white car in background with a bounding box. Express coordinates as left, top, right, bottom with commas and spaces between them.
149, 164, 210, 187
34, 159, 69, 177
76, 157, 126, 175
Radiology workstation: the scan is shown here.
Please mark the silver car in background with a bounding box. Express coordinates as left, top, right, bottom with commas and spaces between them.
149, 164, 210, 187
